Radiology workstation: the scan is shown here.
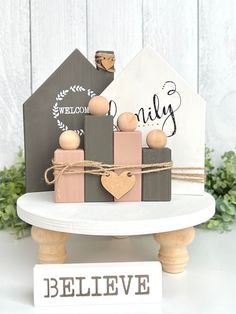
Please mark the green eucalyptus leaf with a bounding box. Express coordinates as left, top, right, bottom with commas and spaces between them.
222, 213, 233, 222
0, 148, 30, 238
202, 147, 236, 232
225, 205, 236, 216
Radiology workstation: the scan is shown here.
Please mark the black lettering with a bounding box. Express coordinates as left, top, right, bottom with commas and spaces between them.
119, 275, 133, 295
103, 276, 118, 296
135, 275, 150, 295
91, 276, 102, 296
75, 277, 91, 297
43, 278, 50, 298
43, 278, 58, 298
162, 104, 177, 136
134, 80, 181, 136
108, 100, 117, 118
59, 277, 74, 297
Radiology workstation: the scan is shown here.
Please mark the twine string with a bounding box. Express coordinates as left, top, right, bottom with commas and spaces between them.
44, 160, 205, 186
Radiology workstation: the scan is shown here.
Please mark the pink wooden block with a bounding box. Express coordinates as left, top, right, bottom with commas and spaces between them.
54, 149, 84, 203
114, 131, 142, 202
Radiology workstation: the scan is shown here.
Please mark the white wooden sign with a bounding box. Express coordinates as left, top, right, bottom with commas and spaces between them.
34, 261, 162, 307
102, 46, 206, 195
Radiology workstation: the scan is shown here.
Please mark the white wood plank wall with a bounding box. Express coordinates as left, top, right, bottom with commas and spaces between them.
0, 0, 235, 168
199, 0, 236, 162
0, 1, 30, 167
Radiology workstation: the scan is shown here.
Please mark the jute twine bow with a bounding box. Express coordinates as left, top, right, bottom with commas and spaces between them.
44, 160, 205, 185
95, 51, 115, 72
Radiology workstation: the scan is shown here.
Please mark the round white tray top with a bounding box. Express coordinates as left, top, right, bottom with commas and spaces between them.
17, 192, 215, 236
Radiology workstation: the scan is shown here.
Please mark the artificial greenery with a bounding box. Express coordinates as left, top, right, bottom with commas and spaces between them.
201, 148, 236, 231
0, 148, 235, 238
0, 149, 30, 239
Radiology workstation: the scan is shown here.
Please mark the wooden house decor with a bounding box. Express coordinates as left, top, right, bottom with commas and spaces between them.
102, 46, 205, 195
23, 49, 114, 192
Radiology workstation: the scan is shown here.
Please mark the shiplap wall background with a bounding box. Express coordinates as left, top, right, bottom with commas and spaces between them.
0, 0, 235, 168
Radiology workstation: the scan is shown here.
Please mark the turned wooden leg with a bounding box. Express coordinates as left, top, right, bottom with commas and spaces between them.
154, 227, 195, 274
31, 226, 69, 264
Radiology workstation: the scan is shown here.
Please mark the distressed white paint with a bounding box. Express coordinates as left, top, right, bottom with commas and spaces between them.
143, 0, 198, 90
17, 191, 215, 235
199, 0, 236, 161
87, 0, 143, 74
31, 0, 87, 91
0, 0, 235, 168
0, 0, 30, 168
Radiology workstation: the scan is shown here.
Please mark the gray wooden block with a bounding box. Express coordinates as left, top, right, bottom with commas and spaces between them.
84, 115, 113, 202
23, 49, 114, 193
142, 148, 171, 201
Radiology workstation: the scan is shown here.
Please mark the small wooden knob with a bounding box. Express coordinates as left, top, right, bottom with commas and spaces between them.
146, 129, 167, 148
59, 130, 80, 150
117, 112, 138, 132
88, 96, 109, 116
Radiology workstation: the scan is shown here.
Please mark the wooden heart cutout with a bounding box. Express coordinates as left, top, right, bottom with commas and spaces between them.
101, 58, 114, 70
101, 171, 136, 199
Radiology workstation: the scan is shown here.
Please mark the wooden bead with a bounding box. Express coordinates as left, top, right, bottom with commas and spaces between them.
59, 130, 80, 150
88, 96, 109, 116
117, 112, 138, 132
146, 130, 167, 148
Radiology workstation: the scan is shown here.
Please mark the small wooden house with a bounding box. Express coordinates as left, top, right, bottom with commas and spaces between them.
23, 49, 113, 192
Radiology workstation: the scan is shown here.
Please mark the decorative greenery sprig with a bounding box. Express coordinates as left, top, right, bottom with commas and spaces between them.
201, 148, 236, 231
0, 149, 30, 238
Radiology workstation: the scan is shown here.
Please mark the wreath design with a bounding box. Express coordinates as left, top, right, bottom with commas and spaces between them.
52, 85, 96, 135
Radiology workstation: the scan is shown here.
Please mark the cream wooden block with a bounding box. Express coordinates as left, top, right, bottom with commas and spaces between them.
154, 227, 195, 273
31, 226, 69, 264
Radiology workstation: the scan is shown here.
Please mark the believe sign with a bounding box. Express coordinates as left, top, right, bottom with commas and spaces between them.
34, 262, 162, 306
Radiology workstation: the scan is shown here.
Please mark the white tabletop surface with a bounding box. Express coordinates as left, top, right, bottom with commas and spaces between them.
0, 228, 235, 314
17, 192, 215, 235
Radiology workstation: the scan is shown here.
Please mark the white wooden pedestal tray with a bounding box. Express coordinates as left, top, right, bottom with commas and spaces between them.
17, 191, 215, 274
